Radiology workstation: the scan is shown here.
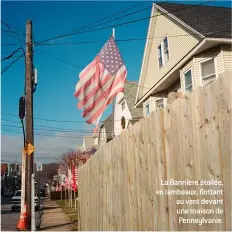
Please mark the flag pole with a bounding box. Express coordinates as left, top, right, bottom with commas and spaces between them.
112, 28, 115, 39
112, 28, 116, 138
70, 163, 73, 208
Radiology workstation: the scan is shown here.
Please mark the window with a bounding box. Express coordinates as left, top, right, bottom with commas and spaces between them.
201, 58, 216, 86
100, 127, 106, 140
163, 37, 169, 63
184, 69, 193, 92
121, 116, 126, 129
158, 45, 163, 67
146, 104, 150, 116
121, 100, 125, 110
158, 36, 169, 68
156, 99, 164, 109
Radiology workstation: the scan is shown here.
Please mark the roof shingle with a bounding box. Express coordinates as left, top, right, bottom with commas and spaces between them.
156, 3, 232, 38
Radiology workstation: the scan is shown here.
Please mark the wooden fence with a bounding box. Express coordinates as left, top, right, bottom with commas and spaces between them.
78, 74, 231, 231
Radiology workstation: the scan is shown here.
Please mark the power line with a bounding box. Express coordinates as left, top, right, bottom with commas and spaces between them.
1, 43, 21, 47
1, 118, 92, 131
1, 128, 94, 139
1, 123, 92, 133
1, 113, 142, 124
35, 33, 201, 46
35, 5, 152, 47
1, 47, 23, 62
35, 51, 81, 68
2, 31, 24, 44
1, 53, 25, 74
1, 122, 130, 134
1, 29, 25, 36
76, 5, 152, 32
35, 0, 214, 45
1, 20, 25, 35
70, 1, 152, 35
36, 0, 153, 45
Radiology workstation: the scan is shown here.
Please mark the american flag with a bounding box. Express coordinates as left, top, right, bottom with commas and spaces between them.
71, 165, 78, 192
75, 166, 78, 190
74, 36, 127, 124
64, 175, 69, 188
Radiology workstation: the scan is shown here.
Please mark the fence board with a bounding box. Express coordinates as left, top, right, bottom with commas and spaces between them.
78, 76, 231, 231
217, 74, 231, 230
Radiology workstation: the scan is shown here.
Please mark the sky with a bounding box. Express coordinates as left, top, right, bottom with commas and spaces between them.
1, 0, 231, 164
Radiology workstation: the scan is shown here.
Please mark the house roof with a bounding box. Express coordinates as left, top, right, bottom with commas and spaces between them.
156, 3, 232, 39
123, 81, 143, 119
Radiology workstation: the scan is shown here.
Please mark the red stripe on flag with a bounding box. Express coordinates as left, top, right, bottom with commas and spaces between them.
79, 59, 96, 79
83, 70, 127, 118
77, 72, 111, 109
86, 87, 124, 124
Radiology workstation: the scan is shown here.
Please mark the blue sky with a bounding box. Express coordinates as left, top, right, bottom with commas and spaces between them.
1, 1, 231, 163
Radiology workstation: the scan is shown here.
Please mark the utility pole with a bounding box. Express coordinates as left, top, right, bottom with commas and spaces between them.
25, 20, 34, 231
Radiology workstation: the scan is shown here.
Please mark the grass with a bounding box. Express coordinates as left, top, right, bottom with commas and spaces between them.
55, 199, 78, 231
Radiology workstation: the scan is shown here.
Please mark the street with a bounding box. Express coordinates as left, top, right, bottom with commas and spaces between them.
1, 196, 41, 231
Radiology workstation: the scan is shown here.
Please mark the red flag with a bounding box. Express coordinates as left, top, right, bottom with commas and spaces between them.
74, 36, 127, 124
75, 166, 78, 190
71, 165, 77, 192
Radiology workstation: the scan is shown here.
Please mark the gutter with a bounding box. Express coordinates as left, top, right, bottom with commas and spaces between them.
205, 38, 232, 43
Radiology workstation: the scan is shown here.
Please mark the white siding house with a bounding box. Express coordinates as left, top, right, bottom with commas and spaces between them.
135, 3, 232, 115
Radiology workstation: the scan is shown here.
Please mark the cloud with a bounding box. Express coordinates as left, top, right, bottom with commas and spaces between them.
1, 132, 83, 163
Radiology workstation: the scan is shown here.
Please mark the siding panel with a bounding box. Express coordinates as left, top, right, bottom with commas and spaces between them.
141, 10, 200, 97
223, 44, 232, 70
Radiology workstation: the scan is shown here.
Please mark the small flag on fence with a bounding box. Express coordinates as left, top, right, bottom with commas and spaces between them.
74, 36, 127, 125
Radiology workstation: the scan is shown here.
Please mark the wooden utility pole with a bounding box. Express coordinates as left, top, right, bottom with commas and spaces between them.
25, 20, 34, 231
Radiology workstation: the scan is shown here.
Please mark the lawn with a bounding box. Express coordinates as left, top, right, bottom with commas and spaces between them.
56, 199, 78, 231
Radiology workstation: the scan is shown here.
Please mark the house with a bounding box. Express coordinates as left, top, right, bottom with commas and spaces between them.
98, 114, 114, 146
98, 81, 143, 146
82, 136, 96, 151
114, 81, 143, 136
134, 3, 232, 116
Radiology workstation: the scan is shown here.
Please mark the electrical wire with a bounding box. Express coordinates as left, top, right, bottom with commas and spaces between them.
2, 118, 92, 131
36, 0, 154, 45
1, 113, 143, 123
34, 51, 81, 68
1, 43, 21, 47
1, 47, 22, 62
1, 123, 131, 134
2, 31, 24, 44
1, 29, 25, 36
1, 53, 25, 74
1, 128, 94, 138
1, 20, 25, 35
35, 33, 203, 46
35, 0, 214, 45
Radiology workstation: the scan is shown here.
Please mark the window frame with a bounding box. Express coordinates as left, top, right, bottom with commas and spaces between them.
155, 98, 164, 109
145, 103, 150, 116
184, 68, 193, 92
163, 37, 169, 63
199, 57, 217, 87
121, 100, 125, 110
157, 36, 170, 69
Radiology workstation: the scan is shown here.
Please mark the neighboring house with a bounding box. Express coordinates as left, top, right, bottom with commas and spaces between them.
114, 81, 143, 136
134, 3, 232, 116
98, 81, 143, 146
98, 114, 114, 146
82, 136, 96, 151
